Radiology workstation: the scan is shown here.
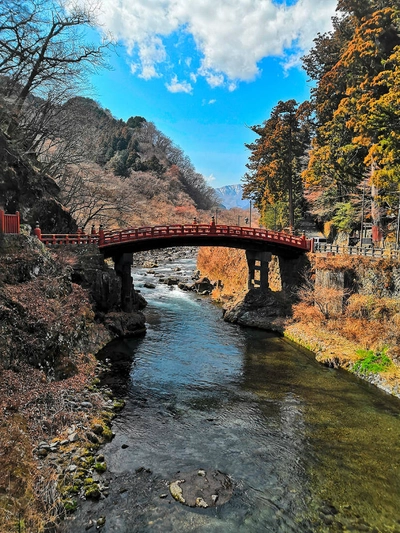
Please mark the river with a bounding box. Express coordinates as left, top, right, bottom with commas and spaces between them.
63, 254, 400, 533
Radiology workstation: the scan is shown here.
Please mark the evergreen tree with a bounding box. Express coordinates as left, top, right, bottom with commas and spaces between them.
303, 1, 400, 235
242, 100, 312, 230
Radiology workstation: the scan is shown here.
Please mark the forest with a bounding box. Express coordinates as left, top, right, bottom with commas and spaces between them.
242, 0, 400, 244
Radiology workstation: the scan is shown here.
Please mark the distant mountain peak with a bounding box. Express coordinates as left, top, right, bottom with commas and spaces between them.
214, 184, 249, 209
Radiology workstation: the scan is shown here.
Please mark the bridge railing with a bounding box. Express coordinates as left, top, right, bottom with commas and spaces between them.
33, 225, 99, 245
314, 242, 400, 259
38, 233, 99, 245
99, 224, 311, 250
31, 222, 311, 251
0, 209, 20, 234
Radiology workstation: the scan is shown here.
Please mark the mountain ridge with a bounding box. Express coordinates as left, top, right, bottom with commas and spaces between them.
215, 184, 249, 210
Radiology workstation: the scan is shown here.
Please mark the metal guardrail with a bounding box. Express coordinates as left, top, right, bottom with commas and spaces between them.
314, 243, 400, 260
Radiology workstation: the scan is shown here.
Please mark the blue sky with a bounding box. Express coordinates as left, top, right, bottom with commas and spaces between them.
86, 0, 338, 188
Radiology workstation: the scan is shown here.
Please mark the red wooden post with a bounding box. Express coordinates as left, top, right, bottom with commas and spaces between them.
89, 224, 96, 243
210, 216, 216, 233
33, 222, 42, 240
98, 225, 105, 246
14, 211, 20, 234
0, 209, 4, 233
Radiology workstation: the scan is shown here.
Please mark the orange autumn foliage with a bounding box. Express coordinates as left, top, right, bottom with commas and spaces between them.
197, 247, 248, 300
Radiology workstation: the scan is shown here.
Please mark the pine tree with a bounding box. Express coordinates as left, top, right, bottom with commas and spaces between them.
242, 100, 312, 231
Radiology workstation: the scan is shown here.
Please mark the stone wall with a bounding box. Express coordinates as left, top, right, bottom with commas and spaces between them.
314, 256, 400, 298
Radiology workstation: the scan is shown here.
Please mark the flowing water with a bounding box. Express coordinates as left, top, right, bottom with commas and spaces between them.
63, 255, 400, 533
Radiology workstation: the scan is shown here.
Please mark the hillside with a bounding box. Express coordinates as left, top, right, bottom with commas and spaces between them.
40, 97, 217, 230
0, 90, 217, 232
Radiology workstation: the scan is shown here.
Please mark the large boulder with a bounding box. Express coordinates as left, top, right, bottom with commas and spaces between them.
0, 132, 76, 233
223, 289, 290, 332
194, 276, 214, 294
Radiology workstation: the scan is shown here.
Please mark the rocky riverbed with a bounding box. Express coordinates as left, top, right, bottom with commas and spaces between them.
132, 247, 215, 295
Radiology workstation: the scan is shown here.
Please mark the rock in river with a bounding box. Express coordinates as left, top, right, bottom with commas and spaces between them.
169, 469, 233, 508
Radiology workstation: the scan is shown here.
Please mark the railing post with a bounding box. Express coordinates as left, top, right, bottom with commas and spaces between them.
90, 224, 96, 243
33, 222, 42, 240
15, 211, 20, 234
210, 216, 216, 233
0, 209, 4, 233
98, 225, 104, 246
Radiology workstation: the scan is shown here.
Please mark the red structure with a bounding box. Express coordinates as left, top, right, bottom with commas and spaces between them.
97, 224, 311, 257
0, 209, 20, 234
33, 223, 311, 256
34, 224, 99, 245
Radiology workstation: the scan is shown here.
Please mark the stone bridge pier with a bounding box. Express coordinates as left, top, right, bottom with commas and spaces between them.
246, 250, 271, 292
246, 250, 307, 294
113, 252, 134, 312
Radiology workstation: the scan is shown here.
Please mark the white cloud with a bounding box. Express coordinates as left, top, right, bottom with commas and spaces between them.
201, 98, 217, 105
166, 75, 193, 94
94, 0, 337, 87
206, 174, 216, 183
137, 36, 167, 79
200, 68, 225, 88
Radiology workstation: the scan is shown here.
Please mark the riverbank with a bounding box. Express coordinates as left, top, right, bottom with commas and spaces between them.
0, 234, 145, 532
197, 247, 400, 399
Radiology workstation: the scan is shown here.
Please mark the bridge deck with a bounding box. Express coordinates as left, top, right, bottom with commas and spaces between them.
98, 224, 311, 256
35, 224, 312, 257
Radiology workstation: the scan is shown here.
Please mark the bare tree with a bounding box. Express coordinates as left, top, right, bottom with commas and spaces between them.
57, 163, 137, 230
0, 0, 111, 133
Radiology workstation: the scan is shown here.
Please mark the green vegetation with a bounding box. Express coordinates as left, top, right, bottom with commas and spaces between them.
353, 348, 393, 375
94, 462, 107, 473
84, 484, 101, 500
62, 499, 78, 513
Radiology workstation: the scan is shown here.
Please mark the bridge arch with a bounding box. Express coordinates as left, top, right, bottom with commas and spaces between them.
98, 224, 311, 258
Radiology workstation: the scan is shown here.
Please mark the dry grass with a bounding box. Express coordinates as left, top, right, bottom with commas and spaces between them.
313, 254, 398, 273
197, 247, 248, 300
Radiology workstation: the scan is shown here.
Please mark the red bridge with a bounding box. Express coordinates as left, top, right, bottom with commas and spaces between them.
35, 223, 311, 258
32, 222, 312, 311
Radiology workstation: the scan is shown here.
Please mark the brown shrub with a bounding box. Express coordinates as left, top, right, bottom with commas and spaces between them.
292, 301, 324, 323
197, 247, 248, 298
346, 294, 400, 320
